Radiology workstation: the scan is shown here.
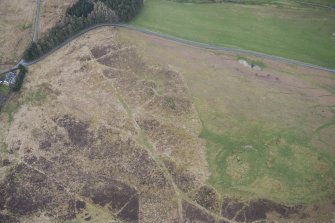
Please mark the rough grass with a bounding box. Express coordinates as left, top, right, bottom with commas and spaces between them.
120, 28, 335, 205
18, 23, 32, 31
191, 66, 335, 204
0, 28, 210, 222
23, 88, 47, 105
1, 99, 20, 123
201, 125, 335, 204
0, 0, 36, 70
0, 85, 10, 95
132, 0, 335, 68
0, 142, 8, 153
39, 0, 75, 36
0, 84, 49, 123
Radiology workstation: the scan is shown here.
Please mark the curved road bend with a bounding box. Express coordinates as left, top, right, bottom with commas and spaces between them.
1, 23, 335, 74
25, 24, 335, 74
0, 0, 40, 75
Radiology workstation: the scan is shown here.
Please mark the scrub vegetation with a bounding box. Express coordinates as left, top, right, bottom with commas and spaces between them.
1, 25, 335, 223
1, 0, 335, 222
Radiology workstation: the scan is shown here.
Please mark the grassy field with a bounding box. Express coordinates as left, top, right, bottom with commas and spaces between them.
169, 0, 335, 6
201, 120, 335, 204
194, 65, 335, 204
131, 0, 335, 68
122, 28, 335, 205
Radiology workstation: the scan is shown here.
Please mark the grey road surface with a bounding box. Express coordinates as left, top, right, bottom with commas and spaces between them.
1, 24, 335, 75
32, 0, 41, 42
294, 0, 335, 10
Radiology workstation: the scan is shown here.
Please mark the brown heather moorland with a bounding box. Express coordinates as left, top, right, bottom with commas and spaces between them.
0, 27, 334, 223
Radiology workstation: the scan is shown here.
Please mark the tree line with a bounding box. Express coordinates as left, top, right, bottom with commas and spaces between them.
23, 0, 143, 61
12, 65, 27, 92
67, 0, 94, 17
100, 0, 144, 21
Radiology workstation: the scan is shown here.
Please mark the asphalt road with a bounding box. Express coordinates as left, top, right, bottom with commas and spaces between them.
1, 23, 335, 74
32, 0, 41, 42
294, 0, 335, 10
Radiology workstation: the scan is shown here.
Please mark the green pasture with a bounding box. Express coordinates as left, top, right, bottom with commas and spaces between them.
132, 0, 335, 68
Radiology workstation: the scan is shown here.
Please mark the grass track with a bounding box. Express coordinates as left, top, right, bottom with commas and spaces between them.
132, 0, 335, 68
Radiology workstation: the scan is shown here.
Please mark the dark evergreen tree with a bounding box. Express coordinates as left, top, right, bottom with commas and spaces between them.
99, 0, 143, 21
67, 0, 94, 17
23, 42, 39, 61
12, 65, 27, 92
23, 0, 143, 61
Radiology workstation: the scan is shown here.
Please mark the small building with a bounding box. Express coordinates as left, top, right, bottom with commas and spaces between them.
0, 71, 16, 86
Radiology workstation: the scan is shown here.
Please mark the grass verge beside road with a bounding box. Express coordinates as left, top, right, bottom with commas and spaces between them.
0, 85, 9, 95
132, 0, 335, 68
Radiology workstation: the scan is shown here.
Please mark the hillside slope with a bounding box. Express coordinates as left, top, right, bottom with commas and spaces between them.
0, 27, 334, 223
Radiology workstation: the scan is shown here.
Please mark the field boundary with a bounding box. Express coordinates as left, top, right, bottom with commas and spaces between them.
1, 23, 335, 74
294, 0, 335, 10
